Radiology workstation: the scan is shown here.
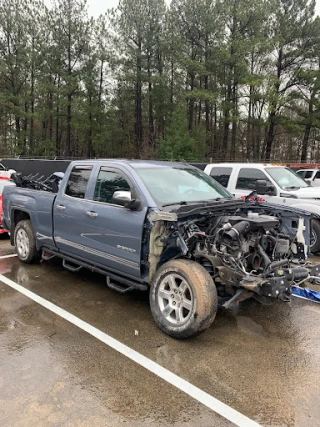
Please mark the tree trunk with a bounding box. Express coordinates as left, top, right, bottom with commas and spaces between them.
135, 40, 143, 157
265, 48, 282, 162
55, 76, 61, 156
147, 54, 154, 153
301, 99, 314, 162
66, 93, 72, 157
265, 111, 276, 161
230, 82, 237, 160
188, 73, 195, 131
301, 124, 311, 162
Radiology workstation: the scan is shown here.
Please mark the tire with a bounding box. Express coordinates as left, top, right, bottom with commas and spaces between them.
150, 259, 218, 339
14, 220, 41, 263
310, 219, 320, 253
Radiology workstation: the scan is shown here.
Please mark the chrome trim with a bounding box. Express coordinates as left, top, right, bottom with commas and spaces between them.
55, 236, 139, 268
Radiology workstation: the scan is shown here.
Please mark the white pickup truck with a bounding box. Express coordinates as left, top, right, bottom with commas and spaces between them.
296, 168, 320, 187
204, 163, 320, 252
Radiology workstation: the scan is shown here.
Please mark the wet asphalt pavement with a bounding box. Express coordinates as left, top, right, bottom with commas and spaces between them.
0, 236, 320, 427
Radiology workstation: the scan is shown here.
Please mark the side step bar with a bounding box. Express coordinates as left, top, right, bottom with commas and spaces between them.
106, 275, 147, 293
41, 248, 148, 293
62, 259, 83, 272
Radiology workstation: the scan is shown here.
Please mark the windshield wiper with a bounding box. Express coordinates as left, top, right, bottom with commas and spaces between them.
162, 197, 230, 208
162, 201, 188, 207
283, 186, 300, 190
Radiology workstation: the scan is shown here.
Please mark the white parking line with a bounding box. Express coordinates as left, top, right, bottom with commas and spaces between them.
0, 254, 17, 259
0, 272, 262, 427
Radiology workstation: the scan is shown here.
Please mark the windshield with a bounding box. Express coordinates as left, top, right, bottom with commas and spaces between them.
135, 167, 232, 205
265, 167, 309, 190
0, 180, 15, 194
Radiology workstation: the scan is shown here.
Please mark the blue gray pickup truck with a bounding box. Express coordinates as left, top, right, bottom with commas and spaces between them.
3, 160, 320, 338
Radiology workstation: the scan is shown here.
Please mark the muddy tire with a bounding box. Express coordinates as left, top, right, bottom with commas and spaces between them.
311, 219, 320, 253
150, 259, 218, 339
14, 220, 41, 263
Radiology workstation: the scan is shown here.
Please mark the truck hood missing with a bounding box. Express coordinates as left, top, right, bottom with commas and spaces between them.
147, 199, 320, 307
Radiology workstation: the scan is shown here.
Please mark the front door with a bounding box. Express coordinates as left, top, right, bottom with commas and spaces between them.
82, 167, 147, 279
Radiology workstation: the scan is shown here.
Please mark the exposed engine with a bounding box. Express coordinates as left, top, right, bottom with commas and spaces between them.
147, 202, 320, 308
179, 211, 314, 305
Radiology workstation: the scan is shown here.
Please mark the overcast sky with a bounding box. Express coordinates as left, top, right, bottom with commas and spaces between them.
83, 0, 320, 18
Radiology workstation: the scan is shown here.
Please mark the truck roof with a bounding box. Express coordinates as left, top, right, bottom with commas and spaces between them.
70, 159, 194, 169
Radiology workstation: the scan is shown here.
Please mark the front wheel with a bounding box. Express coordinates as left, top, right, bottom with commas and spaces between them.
14, 220, 41, 263
310, 219, 320, 253
150, 259, 218, 339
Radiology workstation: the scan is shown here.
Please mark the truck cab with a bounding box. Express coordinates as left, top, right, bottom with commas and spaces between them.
296, 168, 320, 187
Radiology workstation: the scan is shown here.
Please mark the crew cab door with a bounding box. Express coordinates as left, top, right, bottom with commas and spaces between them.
54, 164, 147, 279
82, 166, 147, 279
53, 163, 94, 258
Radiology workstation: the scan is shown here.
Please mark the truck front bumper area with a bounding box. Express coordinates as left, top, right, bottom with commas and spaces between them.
239, 264, 320, 303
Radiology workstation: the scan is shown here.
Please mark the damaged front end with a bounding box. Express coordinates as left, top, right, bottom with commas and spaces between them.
147, 201, 320, 309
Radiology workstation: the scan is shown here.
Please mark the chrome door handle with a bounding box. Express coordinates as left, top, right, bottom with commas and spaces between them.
86, 211, 98, 218
56, 205, 65, 210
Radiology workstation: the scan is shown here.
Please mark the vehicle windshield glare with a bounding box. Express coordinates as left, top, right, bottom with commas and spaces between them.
135, 167, 232, 205
265, 167, 309, 190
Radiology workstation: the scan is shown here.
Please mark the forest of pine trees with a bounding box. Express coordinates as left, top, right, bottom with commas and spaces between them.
0, 0, 319, 162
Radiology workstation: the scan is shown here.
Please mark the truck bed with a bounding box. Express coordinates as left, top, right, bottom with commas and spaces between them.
3, 187, 57, 249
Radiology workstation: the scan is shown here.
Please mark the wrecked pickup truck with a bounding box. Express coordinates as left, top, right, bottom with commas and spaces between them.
3, 160, 320, 338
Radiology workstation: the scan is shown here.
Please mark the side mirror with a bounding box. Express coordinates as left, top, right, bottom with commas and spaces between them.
255, 180, 276, 196
112, 190, 143, 211
255, 179, 267, 194
112, 191, 131, 206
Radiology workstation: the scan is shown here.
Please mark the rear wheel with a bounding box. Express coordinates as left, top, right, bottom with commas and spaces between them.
150, 259, 218, 339
14, 220, 41, 263
310, 219, 320, 253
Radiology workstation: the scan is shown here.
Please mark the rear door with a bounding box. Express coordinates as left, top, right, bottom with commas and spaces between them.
81, 166, 148, 279
53, 164, 94, 258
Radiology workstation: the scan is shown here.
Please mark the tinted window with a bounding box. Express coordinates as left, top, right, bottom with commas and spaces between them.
304, 171, 313, 179
210, 167, 232, 187
315, 171, 320, 179
236, 168, 272, 190
297, 170, 306, 178
93, 169, 131, 204
65, 166, 92, 199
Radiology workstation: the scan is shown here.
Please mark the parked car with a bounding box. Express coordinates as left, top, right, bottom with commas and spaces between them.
204, 163, 320, 253
296, 168, 320, 187
0, 177, 15, 234
3, 160, 320, 338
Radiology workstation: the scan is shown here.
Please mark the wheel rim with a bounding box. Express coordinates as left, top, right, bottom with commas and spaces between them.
157, 273, 194, 326
16, 229, 30, 259
311, 229, 317, 248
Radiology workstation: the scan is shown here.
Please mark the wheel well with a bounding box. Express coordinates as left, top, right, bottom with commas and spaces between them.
13, 210, 30, 228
